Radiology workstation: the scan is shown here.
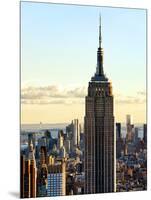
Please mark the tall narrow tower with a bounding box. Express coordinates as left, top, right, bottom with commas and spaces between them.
84, 15, 115, 194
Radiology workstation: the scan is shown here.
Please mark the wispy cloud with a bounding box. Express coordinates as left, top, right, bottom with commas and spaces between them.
21, 85, 86, 105
115, 91, 146, 105
115, 98, 146, 104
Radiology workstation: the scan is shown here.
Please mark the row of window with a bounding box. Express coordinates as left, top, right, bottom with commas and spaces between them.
48, 175, 62, 177
47, 189, 62, 192
49, 173, 62, 175
48, 184, 62, 187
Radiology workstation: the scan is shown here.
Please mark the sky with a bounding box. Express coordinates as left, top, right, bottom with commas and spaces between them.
21, 1, 147, 124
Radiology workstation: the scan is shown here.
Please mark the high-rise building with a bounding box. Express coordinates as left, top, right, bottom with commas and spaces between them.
48, 155, 55, 165
66, 119, 80, 152
64, 139, 70, 154
20, 154, 25, 198
21, 142, 37, 198
60, 146, 66, 158
37, 164, 48, 197
126, 115, 134, 142
40, 146, 47, 165
126, 114, 133, 125
116, 123, 124, 159
44, 130, 52, 150
24, 159, 30, 198
57, 130, 64, 150
84, 16, 115, 194
28, 142, 37, 197
143, 124, 147, 144
28, 132, 36, 149
116, 123, 121, 141
47, 159, 66, 196
37, 137, 47, 160
66, 123, 73, 139
73, 119, 80, 147
134, 127, 139, 143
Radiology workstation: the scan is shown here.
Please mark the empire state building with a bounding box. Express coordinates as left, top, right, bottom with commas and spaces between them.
84, 16, 115, 194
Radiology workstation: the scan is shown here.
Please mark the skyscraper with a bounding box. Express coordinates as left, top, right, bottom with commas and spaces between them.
20, 154, 25, 198
28, 142, 37, 197
47, 158, 66, 196
84, 15, 115, 194
126, 114, 134, 142
143, 124, 147, 144
24, 159, 30, 198
21, 142, 37, 198
40, 146, 47, 165
116, 123, 121, 141
73, 119, 80, 147
116, 123, 123, 159
134, 127, 139, 143
57, 130, 64, 150
28, 133, 36, 150
126, 114, 133, 125
66, 119, 80, 152
37, 164, 48, 197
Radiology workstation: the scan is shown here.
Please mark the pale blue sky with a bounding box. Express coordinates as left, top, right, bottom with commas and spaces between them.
21, 2, 146, 123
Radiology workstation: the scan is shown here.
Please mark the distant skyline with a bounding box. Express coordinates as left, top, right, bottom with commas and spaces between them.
21, 2, 146, 124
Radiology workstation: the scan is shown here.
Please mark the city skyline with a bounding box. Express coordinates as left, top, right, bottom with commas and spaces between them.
21, 2, 146, 124
20, 2, 147, 197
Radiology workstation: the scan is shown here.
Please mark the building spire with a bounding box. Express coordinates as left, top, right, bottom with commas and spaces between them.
99, 13, 102, 48
91, 14, 108, 82
97, 13, 104, 77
